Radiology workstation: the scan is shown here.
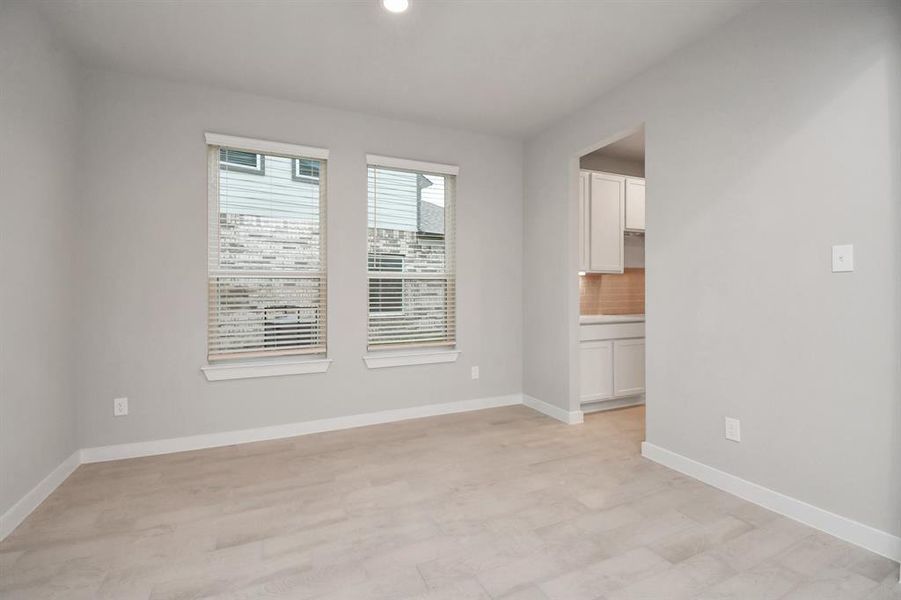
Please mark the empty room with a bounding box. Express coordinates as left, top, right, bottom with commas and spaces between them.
1, 0, 900, 598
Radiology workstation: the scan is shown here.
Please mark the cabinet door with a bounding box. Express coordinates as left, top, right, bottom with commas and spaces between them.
580, 340, 613, 403
613, 338, 645, 397
625, 178, 645, 232
578, 171, 590, 272
589, 172, 625, 273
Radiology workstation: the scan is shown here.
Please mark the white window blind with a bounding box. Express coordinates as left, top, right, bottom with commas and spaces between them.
207, 137, 327, 361
367, 159, 456, 349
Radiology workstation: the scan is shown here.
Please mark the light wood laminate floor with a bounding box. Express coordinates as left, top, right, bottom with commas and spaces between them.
1, 405, 899, 599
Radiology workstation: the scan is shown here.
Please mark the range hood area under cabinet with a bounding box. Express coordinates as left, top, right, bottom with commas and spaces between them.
579, 170, 645, 273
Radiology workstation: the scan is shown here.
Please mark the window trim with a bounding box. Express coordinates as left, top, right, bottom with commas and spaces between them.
362, 349, 460, 369
202, 357, 333, 381
366, 154, 458, 176
366, 156, 457, 352
206, 133, 329, 364
206, 133, 329, 160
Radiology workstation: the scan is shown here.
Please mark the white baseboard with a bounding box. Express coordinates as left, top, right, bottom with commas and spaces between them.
581, 396, 645, 413
81, 394, 523, 463
0, 450, 81, 541
523, 394, 583, 425
641, 442, 901, 562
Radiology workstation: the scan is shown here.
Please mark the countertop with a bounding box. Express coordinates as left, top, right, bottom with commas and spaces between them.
580, 314, 645, 324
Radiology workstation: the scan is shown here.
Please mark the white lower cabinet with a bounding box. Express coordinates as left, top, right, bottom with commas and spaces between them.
579, 340, 613, 403
613, 338, 645, 397
579, 322, 645, 406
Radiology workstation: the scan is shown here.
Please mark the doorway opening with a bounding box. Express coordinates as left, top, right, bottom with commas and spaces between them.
576, 126, 646, 430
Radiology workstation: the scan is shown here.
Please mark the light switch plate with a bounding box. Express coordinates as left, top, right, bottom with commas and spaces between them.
471, 366, 480, 380
832, 244, 853, 272
724, 417, 741, 442
113, 397, 128, 417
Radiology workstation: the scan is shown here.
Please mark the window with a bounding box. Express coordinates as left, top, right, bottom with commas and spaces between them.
206, 134, 328, 360
220, 148, 264, 175
293, 158, 321, 184
415, 173, 444, 236
367, 156, 457, 349
369, 254, 404, 314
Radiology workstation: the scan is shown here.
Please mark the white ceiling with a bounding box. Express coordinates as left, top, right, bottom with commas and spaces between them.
37, 0, 754, 138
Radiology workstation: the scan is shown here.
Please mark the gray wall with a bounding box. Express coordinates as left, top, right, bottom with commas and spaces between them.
75, 69, 523, 448
524, 0, 901, 535
0, 2, 80, 515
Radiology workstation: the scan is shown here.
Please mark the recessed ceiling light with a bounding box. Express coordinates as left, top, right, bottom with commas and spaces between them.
382, 0, 409, 13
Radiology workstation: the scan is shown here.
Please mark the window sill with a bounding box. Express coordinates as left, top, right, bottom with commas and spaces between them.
202, 357, 332, 381
363, 349, 460, 369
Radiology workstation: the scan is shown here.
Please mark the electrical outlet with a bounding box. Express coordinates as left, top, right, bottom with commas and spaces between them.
832, 244, 853, 272
471, 366, 480, 380
724, 417, 741, 442
113, 397, 128, 417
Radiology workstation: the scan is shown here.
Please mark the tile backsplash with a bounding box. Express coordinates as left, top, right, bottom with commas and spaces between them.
580, 268, 645, 315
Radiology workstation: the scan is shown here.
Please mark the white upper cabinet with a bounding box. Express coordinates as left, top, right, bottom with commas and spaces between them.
578, 170, 644, 273
578, 171, 590, 272
625, 178, 646, 232
588, 172, 625, 273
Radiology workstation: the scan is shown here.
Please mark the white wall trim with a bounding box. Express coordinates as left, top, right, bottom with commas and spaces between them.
581, 396, 645, 413
523, 394, 583, 425
204, 132, 329, 160
366, 153, 459, 176
363, 349, 460, 369
82, 394, 521, 463
0, 450, 81, 541
202, 358, 332, 381
641, 442, 901, 562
